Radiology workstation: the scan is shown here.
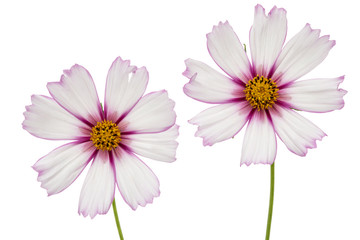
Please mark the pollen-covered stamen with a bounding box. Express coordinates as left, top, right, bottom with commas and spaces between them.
244, 75, 279, 111
90, 120, 121, 151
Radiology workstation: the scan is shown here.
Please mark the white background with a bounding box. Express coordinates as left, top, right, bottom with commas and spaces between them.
1, 0, 359, 239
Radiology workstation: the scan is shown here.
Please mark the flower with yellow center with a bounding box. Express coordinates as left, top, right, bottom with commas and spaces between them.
244, 75, 279, 111
183, 5, 346, 239
90, 120, 121, 151
23, 57, 178, 220
183, 4, 346, 166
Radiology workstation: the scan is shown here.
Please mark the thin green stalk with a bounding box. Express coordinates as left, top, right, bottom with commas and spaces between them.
112, 198, 124, 240
265, 162, 275, 240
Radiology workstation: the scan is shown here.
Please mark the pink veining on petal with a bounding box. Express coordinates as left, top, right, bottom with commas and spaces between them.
183, 58, 244, 104
104, 57, 149, 123
270, 106, 326, 156
47, 64, 103, 126
121, 125, 179, 163
240, 110, 277, 166
23, 95, 92, 140
120, 90, 176, 134
189, 102, 252, 146
207, 21, 252, 83
250, 4, 287, 78
278, 76, 347, 113
272, 24, 336, 86
113, 147, 160, 210
78, 150, 115, 218
33, 141, 96, 196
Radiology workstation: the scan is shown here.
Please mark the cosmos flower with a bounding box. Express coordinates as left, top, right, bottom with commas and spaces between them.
183, 4, 346, 165
23, 57, 178, 218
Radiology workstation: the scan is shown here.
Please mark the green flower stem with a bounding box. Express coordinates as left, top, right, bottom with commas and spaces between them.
265, 162, 275, 240
112, 198, 124, 240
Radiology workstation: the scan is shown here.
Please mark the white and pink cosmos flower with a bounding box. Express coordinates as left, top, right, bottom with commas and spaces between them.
183, 4, 346, 166
23, 57, 178, 218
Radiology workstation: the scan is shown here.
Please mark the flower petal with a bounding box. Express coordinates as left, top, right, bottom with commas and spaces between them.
113, 148, 160, 210
120, 90, 176, 134
207, 21, 252, 82
33, 141, 95, 196
250, 5, 287, 77
270, 106, 326, 156
78, 150, 115, 218
104, 57, 148, 122
272, 24, 336, 86
189, 102, 252, 146
23, 95, 91, 140
122, 125, 179, 163
47, 64, 103, 126
241, 110, 277, 166
183, 59, 243, 103
279, 76, 346, 113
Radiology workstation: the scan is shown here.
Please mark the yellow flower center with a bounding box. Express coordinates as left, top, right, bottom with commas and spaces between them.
90, 120, 121, 151
244, 75, 279, 111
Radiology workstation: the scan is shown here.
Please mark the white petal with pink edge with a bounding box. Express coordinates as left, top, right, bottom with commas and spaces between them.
120, 90, 176, 133
23, 95, 91, 140
241, 111, 276, 166
272, 24, 335, 86
183, 59, 243, 103
207, 21, 252, 82
270, 106, 326, 156
105, 57, 149, 122
189, 102, 252, 146
47, 64, 103, 125
113, 148, 160, 210
250, 5, 287, 77
279, 76, 346, 113
33, 141, 95, 196
78, 151, 115, 218
122, 125, 179, 163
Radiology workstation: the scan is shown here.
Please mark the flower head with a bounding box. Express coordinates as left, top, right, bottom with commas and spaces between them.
23, 57, 178, 218
183, 5, 346, 166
